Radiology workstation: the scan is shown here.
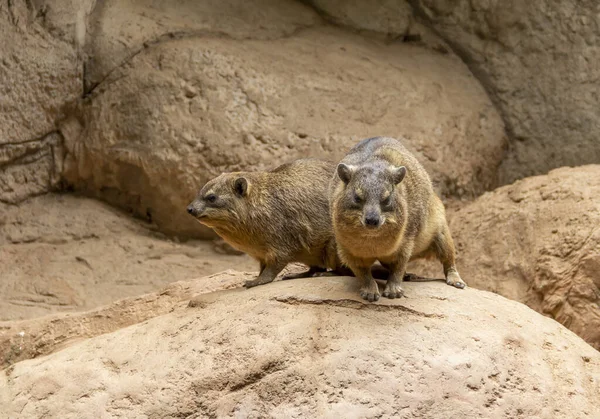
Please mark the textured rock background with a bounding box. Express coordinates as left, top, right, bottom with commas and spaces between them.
0, 1, 79, 203
2, 276, 599, 418
0, 194, 255, 321
3, 0, 599, 230
415, 0, 600, 185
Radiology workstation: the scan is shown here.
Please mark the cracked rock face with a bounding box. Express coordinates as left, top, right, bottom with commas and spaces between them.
61, 0, 506, 237
2, 275, 599, 417
415, 0, 600, 185
306, 0, 415, 36
0, 133, 64, 203
0, 1, 81, 204
412, 165, 600, 351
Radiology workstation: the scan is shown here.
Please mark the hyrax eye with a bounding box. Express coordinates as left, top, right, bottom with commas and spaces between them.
353, 192, 362, 204
205, 194, 217, 203
381, 195, 391, 206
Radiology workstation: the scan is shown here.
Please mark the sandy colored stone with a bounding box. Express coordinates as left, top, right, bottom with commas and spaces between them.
411, 165, 600, 351
0, 270, 255, 368
0, 132, 64, 204
0, 1, 81, 204
1, 275, 599, 418
414, 0, 600, 185
307, 0, 414, 36
0, 1, 80, 145
62, 0, 505, 237
82, 0, 321, 91
0, 194, 255, 321
1, 0, 507, 237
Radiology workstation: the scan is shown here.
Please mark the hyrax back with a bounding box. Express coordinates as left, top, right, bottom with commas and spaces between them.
330, 136, 466, 302
187, 159, 341, 288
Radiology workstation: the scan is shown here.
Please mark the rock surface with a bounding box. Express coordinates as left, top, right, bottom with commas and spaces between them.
412, 165, 600, 351
60, 0, 506, 238
0, 194, 255, 321
0, 270, 255, 367
307, 0, 415, 37
415, 0, 600, 184
1, 275, 599, 418
81, 0, 321, 91
0, 1, 81, 203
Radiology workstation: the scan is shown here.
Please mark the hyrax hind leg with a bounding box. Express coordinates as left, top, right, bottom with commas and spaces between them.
433, 224, 466, 289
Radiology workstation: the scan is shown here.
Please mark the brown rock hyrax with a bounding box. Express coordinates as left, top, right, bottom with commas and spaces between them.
330, 136, 466, 302
187, 159, 345, 288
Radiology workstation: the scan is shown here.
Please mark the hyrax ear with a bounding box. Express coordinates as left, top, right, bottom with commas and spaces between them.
234, 177, 249, 197
389, 166, 407, 185
337, 164, 355, 184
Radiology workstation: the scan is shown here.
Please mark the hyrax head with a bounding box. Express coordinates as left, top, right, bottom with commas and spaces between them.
336, 161, 406, 230
186, 173, 250, 227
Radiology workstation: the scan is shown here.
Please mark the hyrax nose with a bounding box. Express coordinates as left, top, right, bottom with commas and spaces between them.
187, 205, 195, 216
365, 214, 380, 227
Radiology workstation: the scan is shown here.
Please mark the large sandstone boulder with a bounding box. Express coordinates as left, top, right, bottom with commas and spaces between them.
411, 166, 600, 351
1, 275, 599, 417
0, 194, 255, 321
60, 0, 506, 238
0, 0, 81, 203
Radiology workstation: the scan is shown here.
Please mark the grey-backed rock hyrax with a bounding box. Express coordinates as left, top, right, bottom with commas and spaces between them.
330, 136, 466, 302
187, 159, 344, 288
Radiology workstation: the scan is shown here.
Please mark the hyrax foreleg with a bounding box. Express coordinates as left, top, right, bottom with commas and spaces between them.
380, 243, 414, 299
343, 256, 380, 302
433, 225, 466, 289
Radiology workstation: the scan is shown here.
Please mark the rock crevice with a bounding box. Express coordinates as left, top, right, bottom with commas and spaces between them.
0, 131, 64, 204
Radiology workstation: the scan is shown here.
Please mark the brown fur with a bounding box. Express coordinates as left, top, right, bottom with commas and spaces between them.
187, 159, 347, 288
330, 137, 466, 301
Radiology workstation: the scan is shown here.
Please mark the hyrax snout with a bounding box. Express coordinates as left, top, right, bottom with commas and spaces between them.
330, 136, 466, 302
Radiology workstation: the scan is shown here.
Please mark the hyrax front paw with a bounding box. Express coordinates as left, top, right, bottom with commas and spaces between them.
359, 281, 380, 302
244, 279, 260, 288
446, 271, 466, 289
383, 281, 404, 299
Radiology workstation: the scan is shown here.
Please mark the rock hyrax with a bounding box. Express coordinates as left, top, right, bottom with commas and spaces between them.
330, 136, 466, 302
187, 159, 343, 288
